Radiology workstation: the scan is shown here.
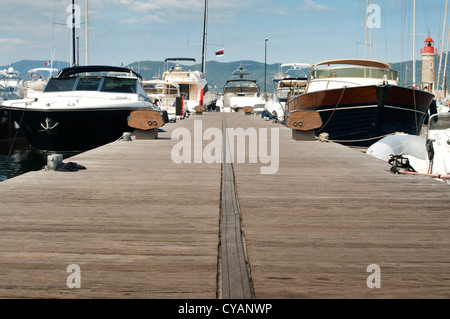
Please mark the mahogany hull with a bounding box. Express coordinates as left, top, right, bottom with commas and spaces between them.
285, 85, 434, 147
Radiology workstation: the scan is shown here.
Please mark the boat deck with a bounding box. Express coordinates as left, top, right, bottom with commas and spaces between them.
0, 112, 450, 298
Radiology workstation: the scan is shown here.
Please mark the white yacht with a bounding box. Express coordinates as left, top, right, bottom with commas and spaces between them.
142, 79, 184, 120
23, 67, 59, 98
162, 58, 211, 114
1, 65, 162, 151
216, 65, 265, 113
0, 65, 25, 98
264, 63, 309, 121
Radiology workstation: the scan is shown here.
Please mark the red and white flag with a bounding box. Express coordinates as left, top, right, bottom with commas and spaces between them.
215, 49, 224, 57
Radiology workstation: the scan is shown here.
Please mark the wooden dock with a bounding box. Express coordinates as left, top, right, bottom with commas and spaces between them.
0, 112, 450, 298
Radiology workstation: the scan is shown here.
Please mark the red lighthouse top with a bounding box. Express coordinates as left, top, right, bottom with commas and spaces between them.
421, 36, 437, 54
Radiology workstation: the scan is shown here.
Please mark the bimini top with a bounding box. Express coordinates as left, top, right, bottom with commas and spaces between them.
311, 59, 393, 70
164, 58, 197, 63
56, 65, 142, 79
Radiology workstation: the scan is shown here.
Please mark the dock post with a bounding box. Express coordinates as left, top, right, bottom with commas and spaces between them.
134, 128, 158, 140
292, 129, 316, 141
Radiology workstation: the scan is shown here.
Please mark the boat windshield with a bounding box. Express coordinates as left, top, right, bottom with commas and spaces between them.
429, 113, 450, 130
44, 78, 77, 92
143, 84, 179, 95
75, 77, 103, 91
313, 67, 398, 80
44, 76, 139, 94
224, 81, 259, 94
100, 77, 136, 93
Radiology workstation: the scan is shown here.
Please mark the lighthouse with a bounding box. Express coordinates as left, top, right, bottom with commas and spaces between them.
420, 36, 437, 93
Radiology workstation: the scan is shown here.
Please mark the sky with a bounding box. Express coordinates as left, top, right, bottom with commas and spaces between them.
0, 0, 448, 68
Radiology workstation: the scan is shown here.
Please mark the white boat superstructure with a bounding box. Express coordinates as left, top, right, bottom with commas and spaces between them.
0, 66, 25, 98
23, 67, 59, 98
142, 79, 184, 120
305, 59, 399, 94
162, 58, 211, 113
216, 65, 265, 113
264, 63, 309, 121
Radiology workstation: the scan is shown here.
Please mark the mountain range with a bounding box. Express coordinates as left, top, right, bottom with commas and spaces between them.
2, 57, 449, 94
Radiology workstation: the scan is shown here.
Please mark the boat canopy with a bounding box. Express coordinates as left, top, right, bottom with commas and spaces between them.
28, 68, 59, 74
57, 65, 142, 79
311, 59, 393, 70
165, 58, 197, 63
280, 63, 310, 69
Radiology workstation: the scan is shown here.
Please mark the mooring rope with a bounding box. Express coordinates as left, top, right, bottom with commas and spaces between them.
317, 86, 346, 133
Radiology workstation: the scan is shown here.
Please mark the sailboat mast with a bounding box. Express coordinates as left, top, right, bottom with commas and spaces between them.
72, 0, 76, 66
438, 0, 449, 95
85, 0, 88, 65
412, 0, 416, 86
201, 0, 208, 75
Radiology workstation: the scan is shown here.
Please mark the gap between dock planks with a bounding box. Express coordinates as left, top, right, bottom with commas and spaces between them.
218, 113, 254, 299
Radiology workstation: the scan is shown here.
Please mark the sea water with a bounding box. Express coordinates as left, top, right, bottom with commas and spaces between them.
0, 142, 81, 182
0, 143, 48, 181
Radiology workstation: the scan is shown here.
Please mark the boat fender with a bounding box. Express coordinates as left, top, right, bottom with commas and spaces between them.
426, 139, 435, 161
388, 154, 416, 174
162, 110, 169, 124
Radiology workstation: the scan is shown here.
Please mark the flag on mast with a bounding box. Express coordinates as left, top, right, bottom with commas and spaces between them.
215, 48, 224, 57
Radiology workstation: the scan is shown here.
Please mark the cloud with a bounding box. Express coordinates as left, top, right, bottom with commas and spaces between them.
122, 0, 202, 14
298, 0, 332, 12
0, 38, 28, 44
